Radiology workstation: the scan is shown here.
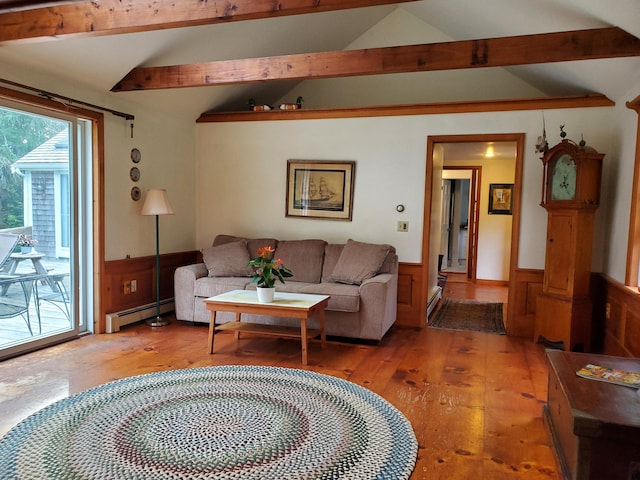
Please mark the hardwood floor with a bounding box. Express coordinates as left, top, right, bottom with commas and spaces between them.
0, 281, 558, 479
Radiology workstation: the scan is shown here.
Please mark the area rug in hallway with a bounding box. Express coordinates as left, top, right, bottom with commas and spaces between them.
429, 298, 506, 334
0, 365, 417, 479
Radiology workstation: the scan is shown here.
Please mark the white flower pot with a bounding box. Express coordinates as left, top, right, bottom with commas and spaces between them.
20, 246, 32, 254
256, 287, 275, 303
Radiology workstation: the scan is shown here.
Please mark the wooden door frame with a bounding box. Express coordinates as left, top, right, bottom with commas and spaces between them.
422, 133, 524, 330
442, 166, 481, 280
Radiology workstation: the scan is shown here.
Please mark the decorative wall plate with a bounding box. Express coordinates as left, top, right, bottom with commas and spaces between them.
131, 186, 141, 201
131, 148, 141, 163
130, 167, 140, 182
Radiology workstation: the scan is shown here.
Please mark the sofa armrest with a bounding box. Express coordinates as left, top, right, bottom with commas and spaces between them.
357, 272, 398, 339
361, 272, 394, 286
174, 263, 208, 321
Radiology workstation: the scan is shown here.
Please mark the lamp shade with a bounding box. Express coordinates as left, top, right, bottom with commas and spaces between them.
141, 189, 174, 216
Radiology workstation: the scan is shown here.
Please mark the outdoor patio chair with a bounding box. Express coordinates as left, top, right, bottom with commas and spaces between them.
34, 272, 71, 323
0, 233, 42, 335
0, 274, 47, 335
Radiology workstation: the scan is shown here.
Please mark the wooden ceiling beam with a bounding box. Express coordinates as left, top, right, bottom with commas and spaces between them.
111, 27, 640, 92
0, 0, 417, 44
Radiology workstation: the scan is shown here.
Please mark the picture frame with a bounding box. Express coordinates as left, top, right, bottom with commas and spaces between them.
488, 183, 513, 215
286, 160, 355, 220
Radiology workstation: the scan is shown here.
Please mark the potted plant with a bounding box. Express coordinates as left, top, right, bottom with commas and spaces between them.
17, 234, 38, 254
247, 246, 293, 302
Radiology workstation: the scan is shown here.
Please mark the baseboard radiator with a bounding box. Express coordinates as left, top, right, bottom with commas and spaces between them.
426, 286, 443, 320
105, 299, 175, 333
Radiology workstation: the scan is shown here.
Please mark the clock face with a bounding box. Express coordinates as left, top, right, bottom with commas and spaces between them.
551, 154, 576, 201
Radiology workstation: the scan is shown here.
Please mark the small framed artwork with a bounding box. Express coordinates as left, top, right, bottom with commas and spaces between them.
286, 160, 355, 220
488, 183, 514, 215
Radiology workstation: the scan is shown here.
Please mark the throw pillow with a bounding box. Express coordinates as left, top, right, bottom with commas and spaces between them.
201, 240, 251, 277
330, 239, 392, 285
275, 239, 327, 283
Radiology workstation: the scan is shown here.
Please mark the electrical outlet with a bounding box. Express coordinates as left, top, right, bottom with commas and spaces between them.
131, 280, 137, 293
397, 221, 409, 232
122, 281, 131, 295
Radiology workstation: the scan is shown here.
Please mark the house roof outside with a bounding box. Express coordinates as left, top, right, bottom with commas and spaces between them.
13, 130, 69, 173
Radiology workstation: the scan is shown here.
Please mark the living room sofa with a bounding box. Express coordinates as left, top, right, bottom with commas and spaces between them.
174, 234, 398, 341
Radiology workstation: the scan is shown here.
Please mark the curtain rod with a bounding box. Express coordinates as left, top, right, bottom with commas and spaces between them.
0, 77, 136, 136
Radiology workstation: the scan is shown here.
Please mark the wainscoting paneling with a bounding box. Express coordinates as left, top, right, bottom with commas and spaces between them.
100, 251, 199, 333
507, 268, 544, 338
396, 263, 423, 328
597, 274, 640, 357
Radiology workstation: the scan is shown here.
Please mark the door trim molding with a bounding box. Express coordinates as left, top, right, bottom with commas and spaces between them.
422, 133, 525, 330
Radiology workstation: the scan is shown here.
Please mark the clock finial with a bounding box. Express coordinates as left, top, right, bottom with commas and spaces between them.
535, 112, 548, 154
559, 124, 566, 139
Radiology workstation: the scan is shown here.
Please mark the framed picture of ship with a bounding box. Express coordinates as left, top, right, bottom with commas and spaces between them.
286, 160, 355, 220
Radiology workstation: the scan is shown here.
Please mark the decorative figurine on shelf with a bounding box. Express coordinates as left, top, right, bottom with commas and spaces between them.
279, 96, 304, 110
247, 98, 273, 111
17, 234, 38, 254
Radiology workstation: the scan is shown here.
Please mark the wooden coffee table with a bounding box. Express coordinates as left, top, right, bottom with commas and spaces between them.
205, 290, 329, 365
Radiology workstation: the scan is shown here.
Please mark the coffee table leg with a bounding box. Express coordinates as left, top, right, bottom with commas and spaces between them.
208, 311, 217, 354
318, 310, 327, 349
234, 312, 241, 341
300, 318, 308, 365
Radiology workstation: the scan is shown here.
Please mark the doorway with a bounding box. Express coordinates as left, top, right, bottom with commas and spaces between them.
0, 100, 97, 360
441, 167, 480, 280
422, 134, 524, 331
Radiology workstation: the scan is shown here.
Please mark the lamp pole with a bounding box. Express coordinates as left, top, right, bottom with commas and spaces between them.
141, 189, 174, 327
148, 213, 167, 326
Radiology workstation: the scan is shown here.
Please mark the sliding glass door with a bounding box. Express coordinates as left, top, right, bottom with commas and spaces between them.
0, 102, 93, 359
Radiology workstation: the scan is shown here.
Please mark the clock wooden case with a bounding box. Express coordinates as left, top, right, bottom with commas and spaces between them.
534, 137, 604, 352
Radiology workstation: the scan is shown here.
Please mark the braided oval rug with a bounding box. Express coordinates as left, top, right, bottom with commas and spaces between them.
0, 365, 417, 479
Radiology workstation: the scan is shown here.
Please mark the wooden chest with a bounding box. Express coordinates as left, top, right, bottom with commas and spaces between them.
544, 350, 640, 480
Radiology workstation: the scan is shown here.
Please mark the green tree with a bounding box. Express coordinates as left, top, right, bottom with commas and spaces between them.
0, 108, 66, 228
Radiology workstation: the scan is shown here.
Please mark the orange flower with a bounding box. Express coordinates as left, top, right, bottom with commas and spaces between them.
247, 246, 293, 288
257, 246, 275, 258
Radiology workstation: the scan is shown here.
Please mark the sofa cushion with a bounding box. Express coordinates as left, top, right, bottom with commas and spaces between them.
246, 238, 279, 259
212, 234, 243, 247
300, 283, 360, 312
201, 240, 251, 277
213, 234, 279, 259
274, 239, 326, 283
194, 276, 252, 298
245, 281, 316, 294
321, 244, 344, 283
330, 239, 392, 285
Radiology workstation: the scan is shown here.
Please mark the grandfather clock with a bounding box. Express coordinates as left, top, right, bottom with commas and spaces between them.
534, 129, 604, 352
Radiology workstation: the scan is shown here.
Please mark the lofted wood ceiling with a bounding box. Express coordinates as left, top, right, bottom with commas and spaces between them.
0, 0, 639, 119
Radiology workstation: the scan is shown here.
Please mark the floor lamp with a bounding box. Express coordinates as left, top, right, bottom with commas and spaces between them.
141, 189, 174, 327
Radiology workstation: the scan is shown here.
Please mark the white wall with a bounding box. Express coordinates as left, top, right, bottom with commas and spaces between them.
443, 155, 515, 281
196, 107, 618, 276
0, 62, 198, 262
103, 110, 196, 260
604, 79, 640, 282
